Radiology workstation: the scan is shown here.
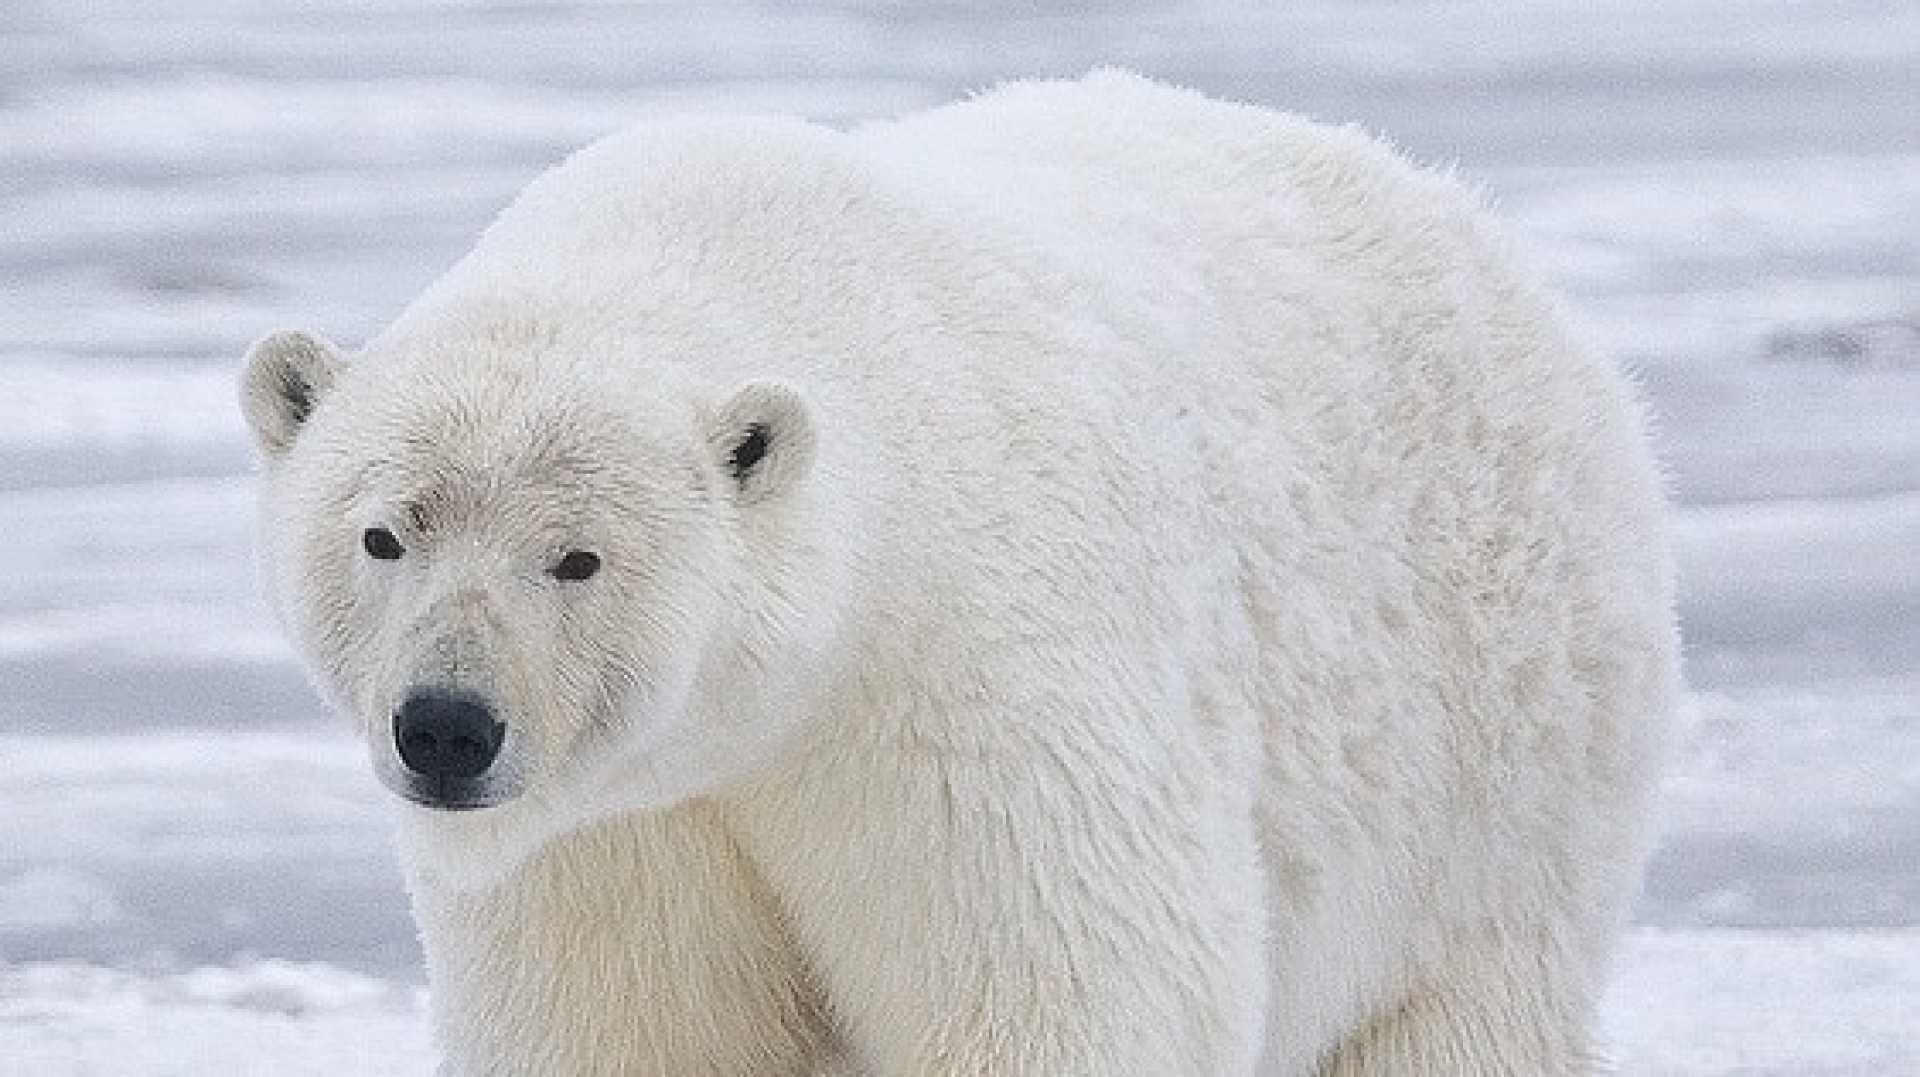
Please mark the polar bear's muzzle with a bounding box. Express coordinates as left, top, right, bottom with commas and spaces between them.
391, 688, 513, 811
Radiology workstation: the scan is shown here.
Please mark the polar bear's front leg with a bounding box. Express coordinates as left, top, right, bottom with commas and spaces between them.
733, 728, 1268, 1076
411, 804, 829, 1076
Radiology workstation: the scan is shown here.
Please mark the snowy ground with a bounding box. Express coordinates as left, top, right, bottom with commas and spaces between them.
2, 1, 1916, 1073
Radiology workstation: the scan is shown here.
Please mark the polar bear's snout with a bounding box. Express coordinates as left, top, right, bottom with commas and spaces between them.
392, 688, 509, 810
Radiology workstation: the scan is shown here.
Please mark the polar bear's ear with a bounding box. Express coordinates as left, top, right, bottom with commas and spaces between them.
241, 330, 343, 456
707, 382, 816, 506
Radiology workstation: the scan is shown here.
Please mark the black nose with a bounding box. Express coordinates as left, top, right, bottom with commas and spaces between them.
394, 691, 504, 780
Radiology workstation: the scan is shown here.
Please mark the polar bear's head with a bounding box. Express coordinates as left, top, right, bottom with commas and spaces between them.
240, 327, 839, 885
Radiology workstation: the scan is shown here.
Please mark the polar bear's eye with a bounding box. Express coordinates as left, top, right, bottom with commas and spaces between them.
730, 423, 771, 481
362, 526, 405, 560
551, 550, 601, 581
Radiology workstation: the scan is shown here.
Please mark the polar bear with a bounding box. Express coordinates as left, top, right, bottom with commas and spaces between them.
240, 72, 1676, 1075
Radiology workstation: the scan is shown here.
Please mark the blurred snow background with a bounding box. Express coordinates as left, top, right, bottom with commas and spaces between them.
1, 1, 1915, 1072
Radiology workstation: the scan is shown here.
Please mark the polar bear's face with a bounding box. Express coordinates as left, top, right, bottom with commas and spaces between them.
241, 329, 829, 880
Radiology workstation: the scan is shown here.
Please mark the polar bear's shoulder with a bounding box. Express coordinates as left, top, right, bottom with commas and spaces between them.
376, 113, 902, 346
474, 114, 864, 258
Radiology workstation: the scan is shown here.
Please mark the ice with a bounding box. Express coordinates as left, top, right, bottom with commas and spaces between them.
0, 362, 246, 454
3, 0, 1916, 1071
1673, 493, 1920, 687
0, 869, 126, 936
1645, 691, 1920, 930
0, 733, 410, 972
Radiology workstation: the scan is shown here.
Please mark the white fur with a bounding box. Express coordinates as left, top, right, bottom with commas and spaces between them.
242, 71, 1676, 1075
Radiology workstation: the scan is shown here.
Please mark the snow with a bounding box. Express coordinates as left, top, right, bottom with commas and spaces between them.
5, 930, 1917, 1075
0, 961, 431, 1077
2, 0, 1915, 1072
1605, 929, 1920, 1076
